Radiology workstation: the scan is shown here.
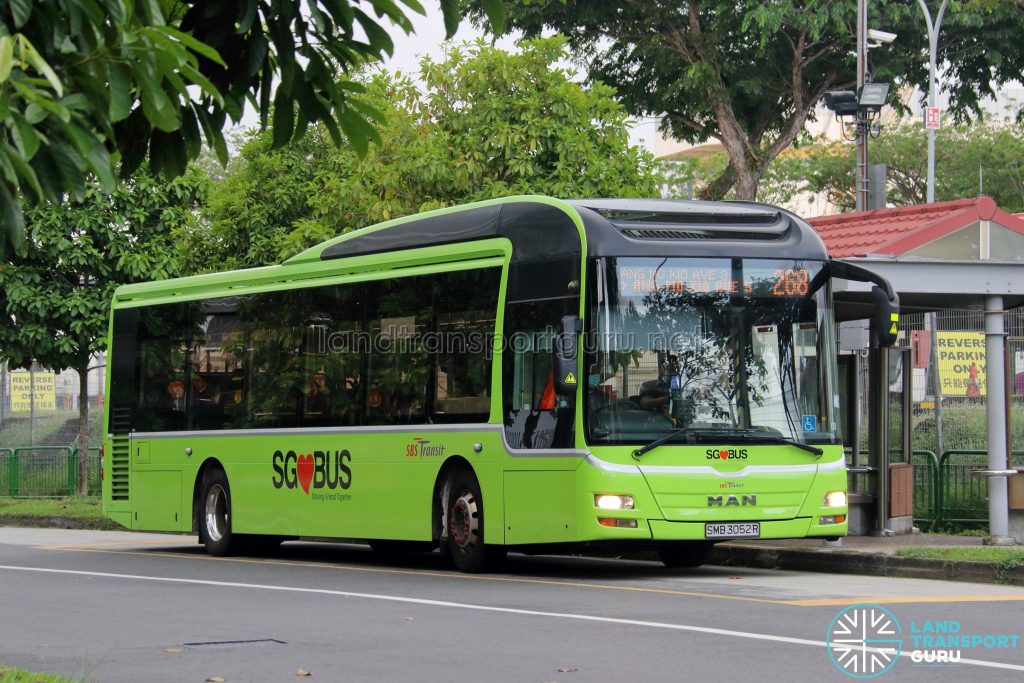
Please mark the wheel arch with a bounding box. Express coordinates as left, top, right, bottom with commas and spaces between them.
191, 457, 226, 533
431, 455, 475, 543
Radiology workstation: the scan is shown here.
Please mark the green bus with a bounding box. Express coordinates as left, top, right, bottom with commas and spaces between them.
102, 195, 898, 572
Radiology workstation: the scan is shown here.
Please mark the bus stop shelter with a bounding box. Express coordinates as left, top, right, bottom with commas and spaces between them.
809, 196, 1024, 543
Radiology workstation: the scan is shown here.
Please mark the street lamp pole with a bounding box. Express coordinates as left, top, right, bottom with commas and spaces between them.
856, 0, 868, 212
918, 0, 949, 204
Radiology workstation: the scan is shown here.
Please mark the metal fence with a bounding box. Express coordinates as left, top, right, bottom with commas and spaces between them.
0, 446, 101, 498
911, 449, 1010, 529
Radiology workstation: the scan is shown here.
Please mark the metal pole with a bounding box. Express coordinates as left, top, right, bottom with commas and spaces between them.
29, 363, 36, 447
918, 0, 949, 204
984, 295, 1013, 544
927, 313, 944, 458
856, 0, 868, 212
0, 360, 6, 427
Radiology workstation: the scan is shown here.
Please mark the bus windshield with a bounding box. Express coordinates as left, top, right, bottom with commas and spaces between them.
585, 256, 839, 446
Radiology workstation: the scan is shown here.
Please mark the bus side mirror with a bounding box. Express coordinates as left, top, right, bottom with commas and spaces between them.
553, 314, 582, 395
871, 285, 900, 347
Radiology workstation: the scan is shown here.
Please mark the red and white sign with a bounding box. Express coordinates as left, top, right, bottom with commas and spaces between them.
925, 107, 941, 130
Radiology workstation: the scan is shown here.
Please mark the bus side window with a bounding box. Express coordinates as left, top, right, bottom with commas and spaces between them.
432, 268, 500, 423
365, 276, 431, 426
503, 300, 575, 449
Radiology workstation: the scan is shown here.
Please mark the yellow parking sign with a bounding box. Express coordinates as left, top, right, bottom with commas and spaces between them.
10, 371, 56, 412
935, 332, 985, 398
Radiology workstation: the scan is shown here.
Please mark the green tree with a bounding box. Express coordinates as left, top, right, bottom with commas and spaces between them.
760, 119, 1024, 212
0, 168, 207, 494
197, 37, 659, 270
470, 1, 1024, 201
0, 1, 506, 253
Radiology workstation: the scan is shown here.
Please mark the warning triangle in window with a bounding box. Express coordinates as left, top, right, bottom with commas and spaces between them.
564, 372, 577, 384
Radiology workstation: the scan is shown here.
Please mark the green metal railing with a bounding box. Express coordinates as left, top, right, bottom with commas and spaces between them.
912, 450, 940, 529
911, 449, 1020, 529
1, 446, 101, 498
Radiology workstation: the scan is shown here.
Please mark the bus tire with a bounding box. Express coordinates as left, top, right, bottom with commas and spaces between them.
657, 541, 713, 568
445, 469, 504, 573
199, 468, 237, 556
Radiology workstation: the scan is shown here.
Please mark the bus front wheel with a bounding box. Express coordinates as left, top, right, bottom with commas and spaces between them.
199, 468, 237, 556
445, 469, 504, 573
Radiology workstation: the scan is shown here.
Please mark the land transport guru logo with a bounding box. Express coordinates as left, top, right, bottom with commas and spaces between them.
827, 603, 902, 678
271, 449, 352, 500
826, 602, 1021, 677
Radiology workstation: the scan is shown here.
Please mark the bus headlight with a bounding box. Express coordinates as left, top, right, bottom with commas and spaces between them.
595, 494, 634, 510
823, 491, 847, 508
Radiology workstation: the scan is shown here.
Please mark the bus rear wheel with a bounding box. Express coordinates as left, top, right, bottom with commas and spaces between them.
199, 468, 238, 556
657, 541, 714, 568
444, 469, 504, 573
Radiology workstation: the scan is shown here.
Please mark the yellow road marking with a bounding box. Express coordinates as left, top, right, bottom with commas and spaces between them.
791, 594, 1024, 606
37, 539, 193, 550
36, 541, 1024, 608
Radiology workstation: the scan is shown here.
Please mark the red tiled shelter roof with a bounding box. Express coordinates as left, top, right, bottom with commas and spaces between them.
806, 196, 1024, 258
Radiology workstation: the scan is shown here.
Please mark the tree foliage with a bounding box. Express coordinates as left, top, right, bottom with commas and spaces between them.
470, 1, 1024, 201
0, 1, 504, 254
196, 37, 659, 270
0, 167, 207, 492
759, 119, 1024, 213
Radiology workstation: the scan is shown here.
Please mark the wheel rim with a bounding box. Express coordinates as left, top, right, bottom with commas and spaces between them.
449, 490, 479, 552
204, 483, 228, 542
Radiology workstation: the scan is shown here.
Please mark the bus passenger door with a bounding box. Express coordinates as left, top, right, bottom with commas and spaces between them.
501, 300, 578, 544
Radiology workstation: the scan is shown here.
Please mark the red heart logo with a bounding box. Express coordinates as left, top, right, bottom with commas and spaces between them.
719, 450, 729, 460
297, 454, 314, 494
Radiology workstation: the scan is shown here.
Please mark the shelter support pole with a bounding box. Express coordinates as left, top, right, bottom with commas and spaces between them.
869, 345, 890, 535
984, 295, 1014, 545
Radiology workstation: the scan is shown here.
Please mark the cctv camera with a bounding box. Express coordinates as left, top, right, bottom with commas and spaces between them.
867, 29, 897, 44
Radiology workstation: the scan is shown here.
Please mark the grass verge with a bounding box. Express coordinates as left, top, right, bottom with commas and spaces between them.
0, 666, 75, 682
896, 546, 1024, 584
0, 497, 122, 530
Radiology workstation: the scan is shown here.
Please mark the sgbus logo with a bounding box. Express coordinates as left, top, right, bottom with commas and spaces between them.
706, 448, 749, 460
272, 449, 352, 494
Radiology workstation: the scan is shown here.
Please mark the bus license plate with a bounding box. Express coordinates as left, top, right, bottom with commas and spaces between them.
705, 522, 760, 539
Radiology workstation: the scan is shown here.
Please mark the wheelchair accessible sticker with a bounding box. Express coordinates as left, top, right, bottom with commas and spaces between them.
802, 415, 817, 432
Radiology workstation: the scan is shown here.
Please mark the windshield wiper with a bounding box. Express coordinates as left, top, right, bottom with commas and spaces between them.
632, 427, 823, 459
632, 427, 701, 458
725, 430, 824, 457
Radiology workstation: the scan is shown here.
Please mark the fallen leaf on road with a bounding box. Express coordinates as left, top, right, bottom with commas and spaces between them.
729, 576, 742, 580
296, 668, 312, 677
206, 677, 225, 682
163, 646, 184, 653
557, 667, 578, 673
403, 616, 415, 621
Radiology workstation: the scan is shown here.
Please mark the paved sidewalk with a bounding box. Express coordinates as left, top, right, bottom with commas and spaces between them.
709, 532, 1024, 586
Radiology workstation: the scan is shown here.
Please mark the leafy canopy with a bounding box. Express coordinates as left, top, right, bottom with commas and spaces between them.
0, 167, 207, 375
196, 37, 659, 270
761, 119, 1024, 213
0, 1, 505, 254
469, 1, 1024, 201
